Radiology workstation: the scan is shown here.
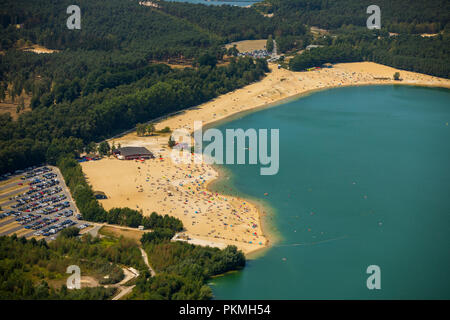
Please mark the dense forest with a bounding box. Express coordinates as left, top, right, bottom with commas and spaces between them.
0, 232, 144, 299
255, 0, 450, 33
289, 27, 450, 78
0, 0, 448, 301
0, 216, 246, 300
129, 234, 246, 300
0, 0, 274, 174
158, 1, 310, 50
0, 56, 269, 174
0, 0, 217, 56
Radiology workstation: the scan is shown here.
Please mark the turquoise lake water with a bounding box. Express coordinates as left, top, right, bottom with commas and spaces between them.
209, 85, 450, 299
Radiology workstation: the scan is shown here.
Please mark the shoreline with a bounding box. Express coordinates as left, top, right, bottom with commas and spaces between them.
205, 163, 282, 259
194, 66, 450, 256
81, 62, 450, 256
189, 80, 450, 135
153, 62, 450, 134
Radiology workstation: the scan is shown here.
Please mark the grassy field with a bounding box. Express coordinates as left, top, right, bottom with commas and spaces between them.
99, 225, 150, 245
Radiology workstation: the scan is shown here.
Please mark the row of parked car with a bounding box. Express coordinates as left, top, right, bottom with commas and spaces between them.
13, 194, 68, 212
42, 172, 57, 180
22, 166, 52, 180
25, 217, 59, 230
1, 166, 41, 181
27, 178, 60, 191
2, 210, 20, 217
33, 219, 80, 237
55, 209, 74, 218
13, 186, 63, 204
0, 166, 90, 240
16, 213, 41, 225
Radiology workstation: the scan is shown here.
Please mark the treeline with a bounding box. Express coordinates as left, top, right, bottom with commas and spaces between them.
256, 0, 449, 33
159, 1, 311, 53
290, 44, 362, 71
160, 1, 273, 42
289, 29, 450, 78
159, 1, 308, 43
57, 157, 184, 231
0, 233, 144, 299
2, 0, 448, 176
129, 236, 246, 299
0, 0, 216, 55
0, 57, 268, 174
1, 213, 244, 300
139, 210, 185, 244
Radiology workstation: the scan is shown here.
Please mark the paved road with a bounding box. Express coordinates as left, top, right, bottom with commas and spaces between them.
0, 199, 16, 207
0, 179, 22, 192
0, 225, 24, 236
0, 217, 15, 228
0, 186, 29, 200
272, 39, 278, 57
85, 223, 104, 237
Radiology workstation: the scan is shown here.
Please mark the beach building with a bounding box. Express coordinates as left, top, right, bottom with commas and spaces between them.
113, 146, 154, 160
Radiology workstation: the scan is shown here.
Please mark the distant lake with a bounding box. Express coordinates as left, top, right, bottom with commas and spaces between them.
209, 85, 450, 299
164, 0, 260, 7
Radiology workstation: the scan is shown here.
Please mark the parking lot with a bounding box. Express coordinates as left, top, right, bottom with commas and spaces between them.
0, 165, 91, 240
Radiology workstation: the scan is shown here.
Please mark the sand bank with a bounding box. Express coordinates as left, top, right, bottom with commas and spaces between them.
81, 62, 450, 255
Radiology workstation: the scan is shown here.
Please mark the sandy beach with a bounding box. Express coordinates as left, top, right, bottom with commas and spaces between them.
81, 62, 450, 255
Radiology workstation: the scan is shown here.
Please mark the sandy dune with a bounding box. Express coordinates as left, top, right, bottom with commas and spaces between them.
225, 39, 268, 52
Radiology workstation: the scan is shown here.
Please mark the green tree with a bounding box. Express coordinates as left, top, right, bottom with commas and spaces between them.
136, 123, 146, 136
160, 126, 171, 133
147, 123, 155, 136
85, 142, 97, 154
227, 45, 239, 57
393, 72, 401, 80
197, 53, 217, 68
98, 141, 110, 156
59, 227, 80, 238
266, 35, 274, 53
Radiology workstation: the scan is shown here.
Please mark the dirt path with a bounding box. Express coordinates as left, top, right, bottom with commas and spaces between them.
139, 247, 156, 277
110, 248, 154, 300
112, 284, 136, 300
111, 266, 140, 300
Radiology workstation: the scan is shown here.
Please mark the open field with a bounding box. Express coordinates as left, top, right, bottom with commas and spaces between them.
225, 39, 267, 52
99, 225, 150, 244
81, 62, 450, 256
